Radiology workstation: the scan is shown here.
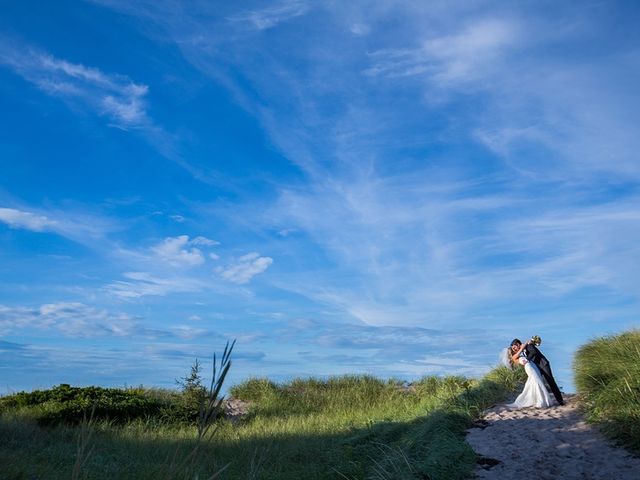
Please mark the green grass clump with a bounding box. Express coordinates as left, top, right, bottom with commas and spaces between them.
231, 375, 397, 417
219, 371, 525, 480
352, 367, 526, 480
574, 329, 640, 453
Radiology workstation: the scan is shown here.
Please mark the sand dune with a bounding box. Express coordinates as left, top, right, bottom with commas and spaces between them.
466, 394, 640, 479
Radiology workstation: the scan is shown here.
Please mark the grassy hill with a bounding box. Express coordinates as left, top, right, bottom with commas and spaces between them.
0, 368, 525, 479
574, 329, 640, 454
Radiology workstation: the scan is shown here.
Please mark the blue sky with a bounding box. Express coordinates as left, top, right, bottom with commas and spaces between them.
1, 0, 639, 393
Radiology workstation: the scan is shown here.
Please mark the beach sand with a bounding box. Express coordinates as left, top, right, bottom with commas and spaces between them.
466, 394, 640, 479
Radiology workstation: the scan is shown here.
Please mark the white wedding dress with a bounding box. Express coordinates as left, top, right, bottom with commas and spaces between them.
507, 357, 555, 409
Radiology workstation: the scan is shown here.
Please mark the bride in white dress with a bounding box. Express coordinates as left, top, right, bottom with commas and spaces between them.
502, 341, 555, 409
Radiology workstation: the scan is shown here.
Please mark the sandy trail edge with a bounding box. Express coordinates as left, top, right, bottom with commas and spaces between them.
465, 394, 640, 480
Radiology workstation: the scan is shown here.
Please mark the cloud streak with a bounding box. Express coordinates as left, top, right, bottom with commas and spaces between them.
228, 0, 311, 30
0, 36, 228, 185
0, 207, 58, 231
0, 43, 150, 130
0, 205, 120, 245
219, 252, 273, 284
365, 17, 518, 84
0, 302, 137, 337
105, 271, 207, 298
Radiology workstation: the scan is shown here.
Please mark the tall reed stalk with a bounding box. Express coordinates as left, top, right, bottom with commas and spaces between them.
161, 340, 235, 480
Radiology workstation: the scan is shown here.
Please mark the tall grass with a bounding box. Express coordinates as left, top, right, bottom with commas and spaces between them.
574, 329, 640, 453
0, 367, 525, 479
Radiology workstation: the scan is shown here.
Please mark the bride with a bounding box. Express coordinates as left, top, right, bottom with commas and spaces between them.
501, 340, 555, 409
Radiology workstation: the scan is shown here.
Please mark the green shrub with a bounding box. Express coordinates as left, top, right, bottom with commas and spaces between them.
574, 329, 640, 453
174, 358, 208, 422
0, 384, 178, 425
0, 358, 232, 426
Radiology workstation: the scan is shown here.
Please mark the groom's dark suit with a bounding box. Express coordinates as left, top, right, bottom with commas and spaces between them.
524, 344, 564, 405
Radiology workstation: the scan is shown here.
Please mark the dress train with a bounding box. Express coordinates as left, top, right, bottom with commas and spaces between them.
507, 360, 554, 409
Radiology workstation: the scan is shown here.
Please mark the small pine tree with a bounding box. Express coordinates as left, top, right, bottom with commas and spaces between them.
176, 359, 207, 421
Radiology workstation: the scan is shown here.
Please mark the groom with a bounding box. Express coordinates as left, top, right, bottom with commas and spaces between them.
511, 338, 564, 406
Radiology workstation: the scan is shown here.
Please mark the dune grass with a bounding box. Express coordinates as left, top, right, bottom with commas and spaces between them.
574, 329, 640, 454
0, 368, 525, 479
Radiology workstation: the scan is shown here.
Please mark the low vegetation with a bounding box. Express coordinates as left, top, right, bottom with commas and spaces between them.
0, 362, 525, 480
574, 329, 640, 454
0, 384, 175, 425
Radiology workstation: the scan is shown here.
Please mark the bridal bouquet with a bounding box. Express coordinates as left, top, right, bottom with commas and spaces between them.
530, 335, 542, 346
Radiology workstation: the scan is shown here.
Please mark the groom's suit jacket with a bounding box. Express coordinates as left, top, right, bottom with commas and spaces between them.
524, 344, 564, 405
524, 344, 550, 369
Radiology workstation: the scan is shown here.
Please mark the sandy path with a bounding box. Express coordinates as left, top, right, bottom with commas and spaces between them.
466, 394, 640, 479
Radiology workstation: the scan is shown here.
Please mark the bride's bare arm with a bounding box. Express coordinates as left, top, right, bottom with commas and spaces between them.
511, 342, 528, 363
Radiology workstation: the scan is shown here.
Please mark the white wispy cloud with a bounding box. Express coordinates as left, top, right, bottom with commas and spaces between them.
490, 199, 640, 297
365, 18, 518, 85
169, 325, 209, 340
0, 36, 230, 184
0, 44, 150, 130
104, 235, 222, 297
0, 205, 120, 244
150, 235, 212, 267
0, 207, 58, 231
190, 236, 219, 246
0, 302, 137, 337
105, 271, 207, 298
219, 252, 273, 284
228, 0, 311, 30
116, 235, 220, 267
278, 317, 505, 378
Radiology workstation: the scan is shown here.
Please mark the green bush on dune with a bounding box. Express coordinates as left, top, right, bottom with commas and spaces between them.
0, 356, 228, 427
0, 383, 207, 425
574, 329, 640, 453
